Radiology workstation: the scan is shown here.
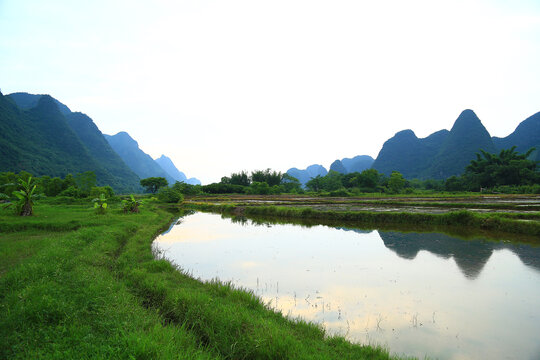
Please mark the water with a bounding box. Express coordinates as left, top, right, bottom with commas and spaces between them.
153, 212, 540, 360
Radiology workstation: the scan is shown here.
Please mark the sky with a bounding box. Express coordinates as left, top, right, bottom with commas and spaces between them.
1, 0, 540, 184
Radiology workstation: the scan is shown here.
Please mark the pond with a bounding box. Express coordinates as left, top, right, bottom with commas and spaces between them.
153, 212, 540, 360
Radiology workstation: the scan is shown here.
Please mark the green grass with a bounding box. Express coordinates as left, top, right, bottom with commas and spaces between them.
0, 203, 398, 359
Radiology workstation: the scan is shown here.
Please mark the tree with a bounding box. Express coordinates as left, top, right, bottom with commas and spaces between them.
229, 171, 250, 186
251, 169, 282, 186
140, 177, 168, 193
75, 171, 97, 196
281, 173, 302, 193
387, 171, 406, 194
464, 147, 539, 189
306, 175, 324, 192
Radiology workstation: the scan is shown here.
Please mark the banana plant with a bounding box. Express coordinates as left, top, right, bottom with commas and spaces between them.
12, 176, 39, 216
122, 194, 141, 213
92, 193, 108, 214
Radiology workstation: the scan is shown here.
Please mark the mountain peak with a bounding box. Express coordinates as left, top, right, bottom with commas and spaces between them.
451, 109, 482, 130
394, 129, 417, 138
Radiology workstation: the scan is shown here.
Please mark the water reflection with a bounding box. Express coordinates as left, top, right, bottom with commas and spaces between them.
378, 231, 540, 279
153, 212, 540, 360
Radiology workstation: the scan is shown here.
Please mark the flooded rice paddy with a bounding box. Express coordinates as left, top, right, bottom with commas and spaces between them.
153, 212, 540, 360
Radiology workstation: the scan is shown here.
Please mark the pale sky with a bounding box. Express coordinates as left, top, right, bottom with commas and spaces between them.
1, 0, 539, 184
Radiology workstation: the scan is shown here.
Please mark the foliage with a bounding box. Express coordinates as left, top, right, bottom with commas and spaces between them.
90, 185, 114, 199
140, 177, 168, 193
11, 176, 40, 216
1, 93, 141, 193
202, 183, 246, 194
251, 168, 282, 186
464, 146, 539, 189
443, 147, 540, 192
75, 171, 97, 196
157, 186, 184, 203
221, 171, 250, 186
122, 194, 141, 213
247, 181, 270, 195
92, 193, 108, 214
171, 181, 203, 196
387, 171, 406, 194
280, 173, 302, 193
59, 185, 81, 198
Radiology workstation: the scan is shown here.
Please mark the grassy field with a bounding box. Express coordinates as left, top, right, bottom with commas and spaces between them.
0, 202, 398, 359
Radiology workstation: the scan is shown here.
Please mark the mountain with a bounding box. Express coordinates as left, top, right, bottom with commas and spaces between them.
65, 112, 141, 191
329, 155, 374, 174
7, 92, 72, 115
373, 110, 496, 179
286, 164, 327, 186
104, 132, 175, 184
372, 129, 447, 178
155, 154, 201, 185
428, 110, 496, 179
341, 155, 374, 173
329, 160, 347, 174
493, 112, 540, 161
4, 92, 141, 192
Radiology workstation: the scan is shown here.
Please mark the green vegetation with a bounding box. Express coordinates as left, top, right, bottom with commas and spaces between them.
187, 202, 540, 238
92, 193, 108, 214
1, 92, 141, 193
140, 176, 169, 193
444, 146, 540, 192
122, 194, 141, 213
0, 203, 396, 359
1, 171, 116, 199
11, 176, 39, 216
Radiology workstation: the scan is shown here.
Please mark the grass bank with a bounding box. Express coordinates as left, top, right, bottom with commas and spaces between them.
186, 203, 540, 240
0, 203, 396, 359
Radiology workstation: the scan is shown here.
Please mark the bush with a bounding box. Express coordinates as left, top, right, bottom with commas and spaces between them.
90, 186, 114, 199
157, 187, 184, 203
59, 186, 80, 198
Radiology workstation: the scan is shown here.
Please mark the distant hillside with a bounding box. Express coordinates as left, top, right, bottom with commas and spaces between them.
373, 110, 498, 179
8, 92, 72, 115
286, 164, 327, 186
65, 112, 142, 191
104, 132, 174, 184
329, 160, 347, 174
428, 110, 496, 179
493, 112, 540, 161
4, 92, 141, 192
155, 155, 201, 185
330, 155, 374, 174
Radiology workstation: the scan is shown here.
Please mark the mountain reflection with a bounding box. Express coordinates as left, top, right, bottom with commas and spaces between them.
376, 230, 540, 279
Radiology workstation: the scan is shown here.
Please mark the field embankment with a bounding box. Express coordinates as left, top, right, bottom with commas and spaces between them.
0, 203, 396, 359
185, 194, 540, 240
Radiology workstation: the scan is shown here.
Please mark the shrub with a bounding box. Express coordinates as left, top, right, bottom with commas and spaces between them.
59, 186, 80, 198
122, 194, 142, 213
90, 186, 114, 199
157, 187, 184, 203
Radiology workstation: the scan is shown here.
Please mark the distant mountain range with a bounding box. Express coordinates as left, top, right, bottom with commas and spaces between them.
330, 155, 374, 174
286, 156, 375, 186
155, 155, 201, 185
3, 90, 537, 187
372, 109, 540, 179
0, 91, 200, 191
286, 109, 539, 184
